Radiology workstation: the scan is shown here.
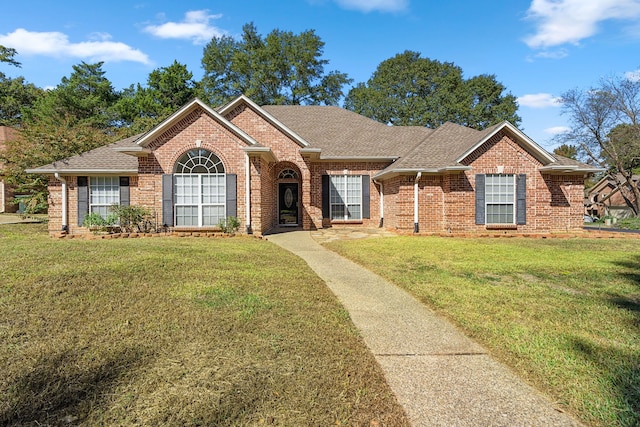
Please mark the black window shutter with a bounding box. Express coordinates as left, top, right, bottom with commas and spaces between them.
516, 174, 526, 225
475, 174, 486, 225
162, 174, 173, 227
119, 177, 130, 206
226, 174, 237, 218
322, 175, 330, 218
362, 175, 370, 219
77, 176, 89, 226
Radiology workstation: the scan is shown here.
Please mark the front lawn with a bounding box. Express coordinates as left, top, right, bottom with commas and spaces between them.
0, 224, 408, 426
325, 236, 640, 427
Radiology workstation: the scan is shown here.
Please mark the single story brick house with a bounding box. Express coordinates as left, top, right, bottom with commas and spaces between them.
28, 95, 599, 236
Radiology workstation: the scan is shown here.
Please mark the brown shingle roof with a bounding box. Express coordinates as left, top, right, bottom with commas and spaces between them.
26, 134, 142, 174
263, 105, 433, 158
27, 98, 598, 176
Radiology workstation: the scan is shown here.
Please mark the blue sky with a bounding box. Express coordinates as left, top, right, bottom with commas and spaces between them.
1, 0, 640, 148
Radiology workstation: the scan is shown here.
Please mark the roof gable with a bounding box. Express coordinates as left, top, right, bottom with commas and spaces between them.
219, 95, 310, 148
456, 121, 556, 165
134, 98, 259, 149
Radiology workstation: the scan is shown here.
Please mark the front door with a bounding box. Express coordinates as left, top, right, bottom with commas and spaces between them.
279, 183, 299, 226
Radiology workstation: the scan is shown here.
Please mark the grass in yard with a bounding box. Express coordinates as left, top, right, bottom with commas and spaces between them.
325, 236, 640, 427
0, 224, 408, 426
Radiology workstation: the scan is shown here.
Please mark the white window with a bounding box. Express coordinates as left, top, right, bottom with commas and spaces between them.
174, 149, 225, 227
89, 176, 119, 218
330, 175, 362, 221
485, 174, 515, 224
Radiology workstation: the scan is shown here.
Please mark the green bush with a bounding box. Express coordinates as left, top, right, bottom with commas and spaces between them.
218, 216, 240, 234
109, 204, 153, 233
83, 212, 118, 233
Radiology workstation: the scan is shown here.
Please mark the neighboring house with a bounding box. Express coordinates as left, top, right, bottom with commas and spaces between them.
585, 174, 639, 219
27, 96, 600, 236
0, 126, 18, 214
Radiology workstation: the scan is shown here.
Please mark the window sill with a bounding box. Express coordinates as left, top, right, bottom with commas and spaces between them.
485, 224, 518, 230
330, 220, 364, 225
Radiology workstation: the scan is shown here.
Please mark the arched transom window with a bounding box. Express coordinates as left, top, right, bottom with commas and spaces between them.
175, 149, 225, 174
278, 169, 299, 180
174, 149, 226, 227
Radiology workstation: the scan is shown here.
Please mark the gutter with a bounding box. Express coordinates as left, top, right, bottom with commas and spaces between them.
54, 173, 68, 232
373, 178, 384, 228
414, 172, 421, 233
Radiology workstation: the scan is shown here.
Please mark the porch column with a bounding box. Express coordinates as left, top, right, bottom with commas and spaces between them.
54, 173, 68, 232
245, 153, 252, 234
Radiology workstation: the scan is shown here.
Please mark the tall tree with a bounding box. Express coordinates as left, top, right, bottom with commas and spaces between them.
344, 51, 520, 130
558, 76, 640, 215
0, 46, 43, 126
26, 62, 119, 129
111, 61, 197, 134
201, 23, 351, 106
0, 75, 43, 126
3, 63, 120, 212
553, 144, 579, 160
0, 45, 20, 67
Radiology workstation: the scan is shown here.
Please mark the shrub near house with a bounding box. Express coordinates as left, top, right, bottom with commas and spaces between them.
27, 96, 600, 236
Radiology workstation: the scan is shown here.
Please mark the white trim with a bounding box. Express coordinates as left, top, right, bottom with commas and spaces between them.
456, 121, 556, 165
485, 174, 516, 225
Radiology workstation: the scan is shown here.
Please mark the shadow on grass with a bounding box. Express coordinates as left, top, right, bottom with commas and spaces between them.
570, 337, 640, 425
609, 255, 640, 319
1, 346, 148, 426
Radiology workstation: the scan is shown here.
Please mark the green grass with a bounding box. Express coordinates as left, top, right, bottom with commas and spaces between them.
0, 224, 408, 426
325, 236, 640, 427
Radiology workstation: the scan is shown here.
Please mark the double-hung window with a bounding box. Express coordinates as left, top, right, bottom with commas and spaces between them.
485, 174, 515, 224
89, 176, 119, 218
330, 175, 362, 221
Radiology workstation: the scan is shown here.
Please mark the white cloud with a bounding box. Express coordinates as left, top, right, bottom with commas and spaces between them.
143, 10, 226, 45
545, 126, 571, 135
517, 93, 562, 108
334, 0, 408, 13
524, 0, 640, 49
0, 28, 150, 64
625, 69, 640, 81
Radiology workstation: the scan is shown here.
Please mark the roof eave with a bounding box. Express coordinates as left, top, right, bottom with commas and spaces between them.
26, 168, 138, 175
317, 155, 398, 162
241, 146, 277, 163
539, 165, 605, 174
112, 146, 152, 157
373, 165, 471, 180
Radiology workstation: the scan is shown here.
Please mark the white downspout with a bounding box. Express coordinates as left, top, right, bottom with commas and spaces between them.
373, 178, 384, 228
414, 172, 421, 233
54, 173, 68, 232
245, 153, 252, 234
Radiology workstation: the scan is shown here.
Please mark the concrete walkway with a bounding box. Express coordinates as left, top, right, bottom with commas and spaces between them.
266, 230, 581, 427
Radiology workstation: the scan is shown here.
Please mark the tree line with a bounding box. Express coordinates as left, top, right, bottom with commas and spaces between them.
0, 23, 637, 215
